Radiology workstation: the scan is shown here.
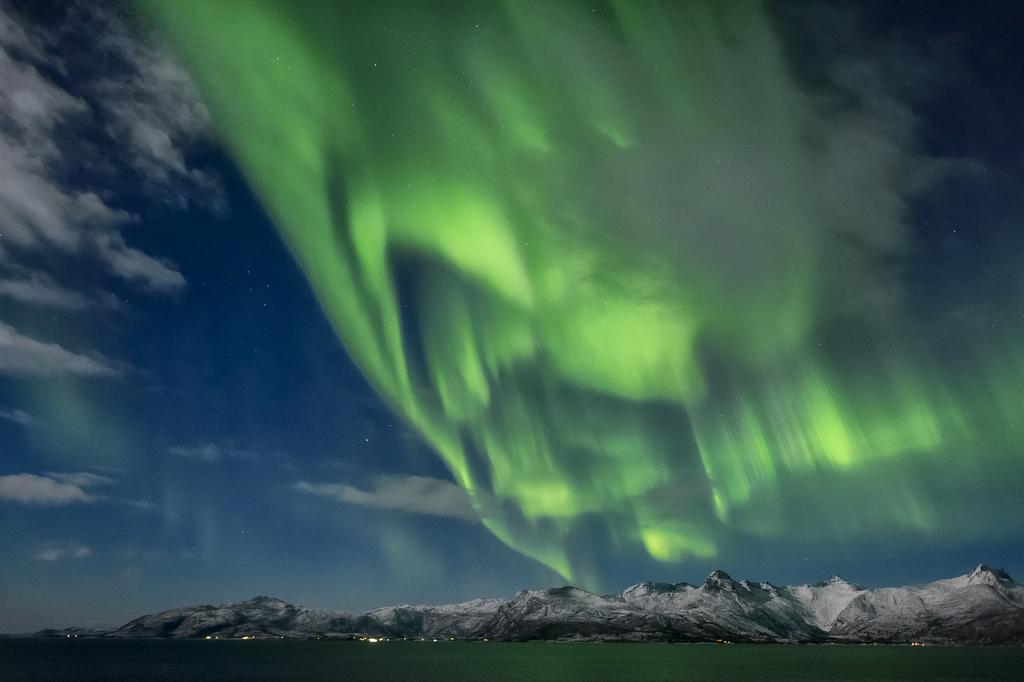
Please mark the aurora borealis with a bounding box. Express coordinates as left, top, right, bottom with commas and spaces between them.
136, 1, 1024, 581
1, 0, 1023, 632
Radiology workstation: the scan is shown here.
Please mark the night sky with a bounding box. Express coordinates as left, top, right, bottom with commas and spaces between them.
1, 0, 1023, 633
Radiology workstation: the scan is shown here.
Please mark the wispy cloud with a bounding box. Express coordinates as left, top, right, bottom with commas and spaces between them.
116, 497, 158, 512
0, 407, 33, 426
169, 443, 260, 464
293, 475, 478, 522
0, 472, 110, 505
35, 542, 92, 562
0, 272, 119, 311
92, 231, 186, 295
0, 4, 187, 294
86, 6, 223, 213
0, 1, 221, 313
44, 471, 115, 488
0, 470, 155, 513
0, 320, 119, 377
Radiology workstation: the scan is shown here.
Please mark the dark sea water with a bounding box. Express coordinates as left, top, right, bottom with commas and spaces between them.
1, 640, 1021, 681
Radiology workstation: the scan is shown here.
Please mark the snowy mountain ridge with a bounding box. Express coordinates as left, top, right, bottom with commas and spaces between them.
32, 565, 1024, 643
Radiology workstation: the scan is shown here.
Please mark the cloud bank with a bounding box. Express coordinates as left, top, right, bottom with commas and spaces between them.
0, 1, 219, 384
0, 320, 119, 377
294, 475, 478, 522
0, 2, 198, 297
0, 471, 110, 505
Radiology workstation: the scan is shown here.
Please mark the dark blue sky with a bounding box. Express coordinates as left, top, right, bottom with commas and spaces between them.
0, 147, 563, 631
1, 0, 1023, 632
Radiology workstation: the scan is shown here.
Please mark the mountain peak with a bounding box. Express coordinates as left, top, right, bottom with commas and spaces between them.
621, 581, 682, 597
702, 569, 735, 589
546, 586, 585, 597
968, 564, 1014, 584
810, 575, 860, 590
239, 596, 291, 608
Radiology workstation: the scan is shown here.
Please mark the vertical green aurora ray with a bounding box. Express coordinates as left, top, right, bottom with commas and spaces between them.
138, 0, 1023, 581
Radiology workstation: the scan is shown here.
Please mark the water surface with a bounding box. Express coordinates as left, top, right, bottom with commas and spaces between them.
1, 640, 1021, 681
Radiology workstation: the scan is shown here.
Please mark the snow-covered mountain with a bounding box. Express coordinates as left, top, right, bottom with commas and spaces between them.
39, 565, 1024, 643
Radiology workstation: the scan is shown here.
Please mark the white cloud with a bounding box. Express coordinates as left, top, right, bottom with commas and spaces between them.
0, 4, 224, 380
0, 3, 44, 60
44, 471, 115, 489
0, 473, 98, 505
35, 542, 92, 561
0, 319, 119, 377
0, 1, 220, 307
169, 443, 222, 463
93, 231, 186, 294
88, 10, 222, 212
169, 443, 260, 464
0, 407, 33, 426
116, 497, 158, 512
0, 273, 95, 310
0, 470, 154, 514
293, 475, 478, 522
0, 18, 127, 254
0, 45, 90, 252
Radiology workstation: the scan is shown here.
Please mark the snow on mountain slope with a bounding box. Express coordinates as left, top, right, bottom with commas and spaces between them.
619, 570, 825, 642
786, 575, 864, 630
828, 565, 1024, 643
61, 565, 1023, 643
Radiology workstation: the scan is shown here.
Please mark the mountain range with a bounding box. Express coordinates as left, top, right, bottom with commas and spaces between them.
31, 565, 1024, 644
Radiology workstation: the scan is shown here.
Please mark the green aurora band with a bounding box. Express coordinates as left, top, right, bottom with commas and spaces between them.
138, 1, 1023, 582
